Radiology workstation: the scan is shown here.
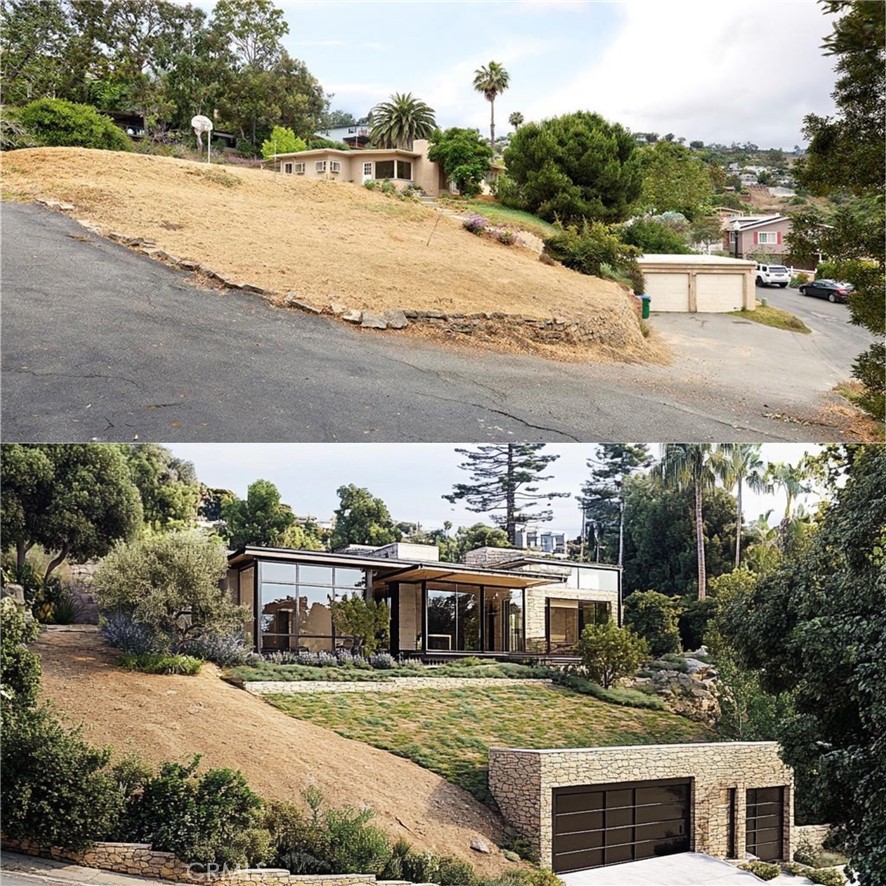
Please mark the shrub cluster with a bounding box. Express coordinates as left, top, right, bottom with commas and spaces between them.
552, 670, 664, 710
739, 861, 780, 880
16, 98, 132, 151
119, 652, 203, 676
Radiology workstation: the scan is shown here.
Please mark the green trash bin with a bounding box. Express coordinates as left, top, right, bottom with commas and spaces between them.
638, 294, 651, 319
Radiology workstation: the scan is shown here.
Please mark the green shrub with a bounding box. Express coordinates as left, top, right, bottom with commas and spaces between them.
624, 591, 682, 657
543, 220, 644, 293
18, 99, 132, 151
1, 596, 41, 713
620, 217, 692, 254
121, 755, 266, 867
576, 621, 649, 688
739, 861, 780, 880
496, 229, 517, 246
382, 839, 474, 886
119, 652, 202, 675
0, 705, 125, 851
808, 869, 846, 886
261, 125, 306, 160
552, 671, 664, 709
478, 870, 563, 886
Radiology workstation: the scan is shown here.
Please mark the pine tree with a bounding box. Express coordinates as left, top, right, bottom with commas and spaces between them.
443, 444, 570, 545
580, 444, 652, 564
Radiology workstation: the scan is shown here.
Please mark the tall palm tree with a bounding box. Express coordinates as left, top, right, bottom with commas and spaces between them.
368, 92, 436, 149
766, 461, 811, 550
658, 444, 732, 600
718, 444, 769, 568
509, 111, 524, 132
473, 61, 510, 150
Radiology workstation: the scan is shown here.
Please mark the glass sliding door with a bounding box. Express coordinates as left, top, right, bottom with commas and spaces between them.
482, 588, 525, 653
508, 589, 525, 652
426, 584, 479, 652
546, 598, 612, 654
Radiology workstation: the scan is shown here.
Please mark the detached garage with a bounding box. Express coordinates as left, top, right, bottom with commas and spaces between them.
489, 742, 794, 874
637, 255, 756, 313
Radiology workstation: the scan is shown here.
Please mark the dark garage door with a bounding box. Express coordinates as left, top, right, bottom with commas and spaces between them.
552, 779, 691, 872
746, 787, 784, 861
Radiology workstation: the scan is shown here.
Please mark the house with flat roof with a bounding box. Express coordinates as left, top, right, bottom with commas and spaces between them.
227, 543, 621, 659
270, 138, 446, 196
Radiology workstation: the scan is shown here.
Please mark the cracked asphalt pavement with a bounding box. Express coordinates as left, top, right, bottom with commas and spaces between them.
1, 203, 869, 442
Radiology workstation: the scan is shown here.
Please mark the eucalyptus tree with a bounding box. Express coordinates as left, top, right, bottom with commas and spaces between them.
473, 60, 510, 150
369, 92, 436, 149
657, 444, 732, 600
718, 444, 768, 568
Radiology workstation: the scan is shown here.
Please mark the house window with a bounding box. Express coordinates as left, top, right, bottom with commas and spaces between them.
330, 160, 342, 173
284, 162, 293, 174
396, 160, 412, 180
427, 584, 480, 652
375, 160, 395, 179
728, 231, 737, 243
757, 231, 778, 244
315, 160, 327, 172
294, 162, 305, 174
363, 162, 372, 177
546, 598, 611, 654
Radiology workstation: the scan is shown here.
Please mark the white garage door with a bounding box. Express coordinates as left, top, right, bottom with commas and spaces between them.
645, 273, 689, 312
696, 274, 744, 312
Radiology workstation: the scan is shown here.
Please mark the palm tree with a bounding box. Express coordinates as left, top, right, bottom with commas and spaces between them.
658, 444, 732, 600
368, 92, 436, 149
718, 444, 769, 568
509, 111, 524, 132
766, 461, 811, 550
473, 61, 510, 150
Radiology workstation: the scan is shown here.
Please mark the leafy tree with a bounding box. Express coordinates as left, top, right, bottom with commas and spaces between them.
261, 124, 306, 159
689, 214, 724, 250
440, 523, 511, 562
472, 60, 510, 150
330, 594, 389, 655
211, 0, 287, 70
508, 111, 523, 131
658, 444, 731, 600
0, 597, 41, 714
444, 445, 570, 545
619, 217, 692, 254
719, 445, 885, 882
580, 444, 652, 565
125, 444, 199, 531
199, 486, 236, 522
223, 479, 296, 549
369, 92, 436, 149
427, 127, 493, 196
623, 474, 741, 600
717, 444, 768, 568
331, 485, 401, 550
1, 444, 54, 572
94, 531, 245, 646
636, 141, 712, 219
502, 111, 643, 223
576, 621, 648, 688
543, 220, 643, 291
18, 97, 132, 150
322, 108, 357, 128
279, 520, 326, 551
623, 590, 681, 656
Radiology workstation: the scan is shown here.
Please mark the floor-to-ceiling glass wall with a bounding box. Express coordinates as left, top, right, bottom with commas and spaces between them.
258, 560, 367, 652
426, 583, 480, 651
547, 598, 611, 654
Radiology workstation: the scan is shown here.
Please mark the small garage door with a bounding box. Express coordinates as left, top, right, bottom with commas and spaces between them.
645, 273, 689, 312
552, 779, 691, 872
696, 273, 744, 312
746, 787, 784, 861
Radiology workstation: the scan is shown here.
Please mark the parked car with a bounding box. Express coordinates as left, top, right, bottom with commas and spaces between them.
798, 279, 856, 304
755, 263, 790, 287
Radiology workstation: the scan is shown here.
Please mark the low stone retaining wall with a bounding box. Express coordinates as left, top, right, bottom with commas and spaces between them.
1, 838, 386, 885
794, 824, 834, 855
244, 677, 550, 695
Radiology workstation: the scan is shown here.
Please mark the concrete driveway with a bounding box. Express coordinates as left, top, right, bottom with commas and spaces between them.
558, 853, 765, 885
1, 203, 871, 442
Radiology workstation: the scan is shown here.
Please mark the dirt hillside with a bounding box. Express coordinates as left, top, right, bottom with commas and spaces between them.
3, 147, 660, 362
34, 630, 511, 874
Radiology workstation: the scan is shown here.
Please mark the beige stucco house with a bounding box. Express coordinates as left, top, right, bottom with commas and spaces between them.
270, 138, 446, 196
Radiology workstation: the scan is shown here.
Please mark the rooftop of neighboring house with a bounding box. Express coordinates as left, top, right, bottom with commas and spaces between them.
729, 214, 789, 230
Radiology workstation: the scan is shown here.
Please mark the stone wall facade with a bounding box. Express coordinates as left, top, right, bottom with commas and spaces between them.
2, 838, 380, 885
794, 824, 833, 857
488, 742, 794, 870
244, 677, 549, 694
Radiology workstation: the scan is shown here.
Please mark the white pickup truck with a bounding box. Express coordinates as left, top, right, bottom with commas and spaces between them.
755, 263, 790, 287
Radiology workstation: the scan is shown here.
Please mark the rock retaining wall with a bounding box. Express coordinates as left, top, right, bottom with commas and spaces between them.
794, 824, 833, 856
488, 742, 794, 869
2, 838, 385, 885
243, 677, 549, 694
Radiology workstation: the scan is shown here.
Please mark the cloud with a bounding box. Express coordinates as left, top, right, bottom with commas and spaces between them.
522, 0, 839, 147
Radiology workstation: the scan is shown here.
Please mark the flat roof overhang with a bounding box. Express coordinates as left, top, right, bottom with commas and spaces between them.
376, 564, 561, 588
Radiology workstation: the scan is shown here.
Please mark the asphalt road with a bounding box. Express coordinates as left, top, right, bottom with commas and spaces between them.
0, 204, 872, 442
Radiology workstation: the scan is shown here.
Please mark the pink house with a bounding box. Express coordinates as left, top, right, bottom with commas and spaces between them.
723, 215, 791, 259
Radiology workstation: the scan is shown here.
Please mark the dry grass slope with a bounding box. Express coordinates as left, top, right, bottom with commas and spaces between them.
3, 147, 662, 362
33, 630, 511, 874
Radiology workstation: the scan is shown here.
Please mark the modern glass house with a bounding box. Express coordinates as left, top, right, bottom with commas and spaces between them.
227, 543, 621, 659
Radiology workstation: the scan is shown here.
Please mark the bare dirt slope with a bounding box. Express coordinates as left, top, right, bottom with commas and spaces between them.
34, 630, 510, 874
3, 147, 658, 362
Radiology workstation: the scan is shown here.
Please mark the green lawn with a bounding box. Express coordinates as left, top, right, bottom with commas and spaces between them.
440, 198, 557, 238
729, 304, 811, 333
265, 683, 712, 805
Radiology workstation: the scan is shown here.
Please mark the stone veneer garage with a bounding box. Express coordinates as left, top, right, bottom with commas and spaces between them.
637, 255, 757, 313
488, 742, 793, 873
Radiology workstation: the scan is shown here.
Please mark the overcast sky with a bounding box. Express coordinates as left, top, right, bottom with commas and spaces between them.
170, 443, 821, 536
194, 0, 840, 149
